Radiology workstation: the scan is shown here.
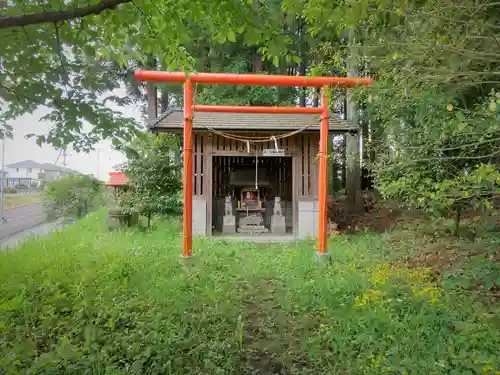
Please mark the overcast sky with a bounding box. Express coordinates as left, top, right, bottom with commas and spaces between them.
3, 90, 143, 181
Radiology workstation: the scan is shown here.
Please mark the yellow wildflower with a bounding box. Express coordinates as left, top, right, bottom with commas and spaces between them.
354, 289, 386, 307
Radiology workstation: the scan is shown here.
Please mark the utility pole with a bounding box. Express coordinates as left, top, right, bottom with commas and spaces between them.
97, 149, 100, 180
0, 55, 6, 223
62, 148, 67, 174
1, 137, 6, 223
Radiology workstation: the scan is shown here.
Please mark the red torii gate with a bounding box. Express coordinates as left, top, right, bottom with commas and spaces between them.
134, 70, 373, 258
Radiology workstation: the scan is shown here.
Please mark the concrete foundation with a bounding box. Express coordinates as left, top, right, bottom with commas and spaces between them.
314, 251, 331, 262
297, 200, 318, 239
238, 224, 268, 233
205, 197, 323, 238
270, 215, 286, 235
222, 215, 236, 234
193, 197, 207, 236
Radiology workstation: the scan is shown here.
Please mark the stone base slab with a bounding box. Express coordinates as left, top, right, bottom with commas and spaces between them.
238, 225, 269, 233
222, 215, 236, 234
270, 215, 286, 235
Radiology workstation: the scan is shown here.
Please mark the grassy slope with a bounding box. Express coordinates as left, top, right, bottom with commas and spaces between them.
0, 213, 498, 375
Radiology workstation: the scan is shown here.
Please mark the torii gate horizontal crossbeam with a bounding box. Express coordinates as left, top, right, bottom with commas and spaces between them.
134, 70, 373, 88
193, 105, 324, 114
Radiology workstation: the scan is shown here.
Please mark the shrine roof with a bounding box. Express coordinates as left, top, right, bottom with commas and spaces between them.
105, 171, 129, 187
150, 109, 356, 132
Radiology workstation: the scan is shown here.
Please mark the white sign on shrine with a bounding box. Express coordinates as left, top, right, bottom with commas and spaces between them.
262, 148, 285, 157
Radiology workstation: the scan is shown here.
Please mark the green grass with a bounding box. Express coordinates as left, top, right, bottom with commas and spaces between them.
4, 193, 41, 209
0, 213, 498, 375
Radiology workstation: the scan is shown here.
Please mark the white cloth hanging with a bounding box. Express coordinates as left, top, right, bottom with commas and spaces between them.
255, 152, 258, 190
270, 135, 279, 151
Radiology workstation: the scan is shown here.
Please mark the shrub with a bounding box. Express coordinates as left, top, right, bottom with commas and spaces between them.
3, 186, 17, 194
118, 133, 182, 223
43, 175, 103, 219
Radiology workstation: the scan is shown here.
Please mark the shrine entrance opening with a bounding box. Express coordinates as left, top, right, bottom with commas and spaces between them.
212, 155, 293, 236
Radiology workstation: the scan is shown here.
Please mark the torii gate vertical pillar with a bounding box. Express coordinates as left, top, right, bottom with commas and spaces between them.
316, 86, 329, 258
182, 80, 193, 257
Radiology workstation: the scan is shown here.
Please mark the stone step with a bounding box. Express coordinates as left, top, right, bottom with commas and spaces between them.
238, 225, 269, 233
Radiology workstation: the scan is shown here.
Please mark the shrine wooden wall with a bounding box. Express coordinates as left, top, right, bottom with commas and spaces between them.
193, 133, 205, 196
296, 133, 319, 197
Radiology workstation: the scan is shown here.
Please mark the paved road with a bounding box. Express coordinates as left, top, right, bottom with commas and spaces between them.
1, 220, 63, 249
0, 203, 48, 240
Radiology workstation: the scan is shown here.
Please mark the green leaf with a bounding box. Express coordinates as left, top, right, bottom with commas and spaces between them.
227, 30, 236, 43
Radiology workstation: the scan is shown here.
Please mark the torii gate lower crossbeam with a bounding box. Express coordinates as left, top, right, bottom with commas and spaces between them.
134, 70, 374, 258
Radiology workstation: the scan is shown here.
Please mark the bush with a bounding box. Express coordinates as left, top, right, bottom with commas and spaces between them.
3, 186, 17, 194
118, 133, 182, 223
327, 195, 350, 227
43, 175, 103, 219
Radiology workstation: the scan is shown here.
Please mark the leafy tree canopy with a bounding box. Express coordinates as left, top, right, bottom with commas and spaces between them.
287, 0, 500, 220
0, 0, 298, 149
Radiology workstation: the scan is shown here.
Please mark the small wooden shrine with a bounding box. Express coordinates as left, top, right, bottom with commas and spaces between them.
148, 113, 355, 238
104, 171, 138, 227
105, 171, 129, 192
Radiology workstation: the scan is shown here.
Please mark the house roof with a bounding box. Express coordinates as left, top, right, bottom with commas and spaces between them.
6, 160, 40, 168
151, 109, 356, 132
6, 160, 81, 174
105, 172, 129, 187
39, 163, 79, 174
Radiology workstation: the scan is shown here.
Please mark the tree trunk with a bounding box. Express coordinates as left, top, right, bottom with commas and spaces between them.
160, 89, 169, 113
313, 87, 320, 107
252, 1, 263, 73
276, 58, 289, 104
298, 19, 307, 107
454, 208, 461, 237
146, 56, 157, 125
345, 31, 363, 214
253, 48, 263, 73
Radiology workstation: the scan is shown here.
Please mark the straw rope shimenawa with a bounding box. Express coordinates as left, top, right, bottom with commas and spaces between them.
204, 125, 310, 143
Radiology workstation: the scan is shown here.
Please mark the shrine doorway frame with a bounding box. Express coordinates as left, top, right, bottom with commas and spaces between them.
210, 154, 294, 237
134, 70, 373, 258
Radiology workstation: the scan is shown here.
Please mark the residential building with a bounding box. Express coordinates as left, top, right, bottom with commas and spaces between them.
4, 160, 80, 187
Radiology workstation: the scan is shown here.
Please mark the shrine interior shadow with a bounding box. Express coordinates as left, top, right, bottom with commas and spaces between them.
211, 155, 293, 236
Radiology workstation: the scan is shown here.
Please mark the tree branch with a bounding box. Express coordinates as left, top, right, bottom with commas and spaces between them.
397, 149, 500, 166
0, 0, 132, 29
